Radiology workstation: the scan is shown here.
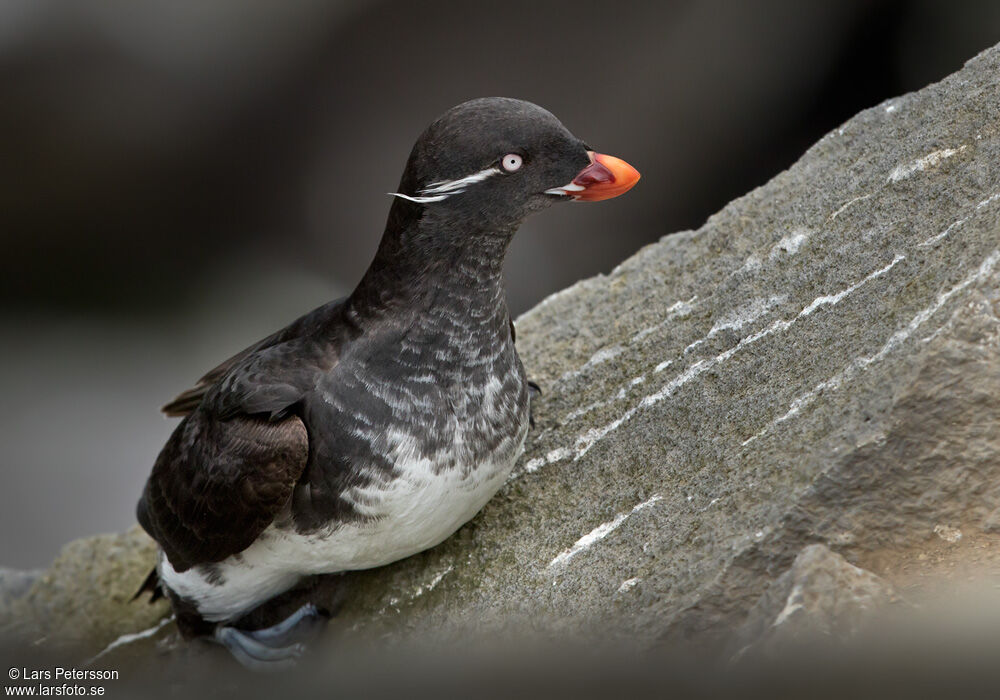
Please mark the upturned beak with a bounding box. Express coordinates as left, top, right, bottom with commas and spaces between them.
545, 151, 641, 201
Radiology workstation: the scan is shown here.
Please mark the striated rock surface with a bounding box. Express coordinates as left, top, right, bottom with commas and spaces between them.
5, 43, 1000, 666
332, 42, 1000, 650
727, 544, 903, 660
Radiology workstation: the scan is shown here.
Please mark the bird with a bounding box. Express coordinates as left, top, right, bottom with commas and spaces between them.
134, 97, 640, 669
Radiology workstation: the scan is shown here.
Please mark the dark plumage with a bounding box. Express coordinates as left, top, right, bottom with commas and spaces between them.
134, 97, 639, 668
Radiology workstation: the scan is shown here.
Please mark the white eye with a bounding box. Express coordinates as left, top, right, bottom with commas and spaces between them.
501, 153, 523, 172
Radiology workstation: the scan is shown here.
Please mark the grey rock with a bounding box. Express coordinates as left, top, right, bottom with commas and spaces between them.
0, 526, 170, 655
0, 568, 42, 622
0, 568, 41, 602
727, 544, 902, 660
982, 508, 1000, 534
8, 42, 1000, 663
332, 42, 1000, 649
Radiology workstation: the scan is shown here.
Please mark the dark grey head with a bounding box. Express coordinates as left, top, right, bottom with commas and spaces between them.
354, 98, 638, 313
388, 97, 639, 233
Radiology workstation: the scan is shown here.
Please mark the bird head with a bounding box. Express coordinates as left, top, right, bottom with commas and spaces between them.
390, 97, 640, 231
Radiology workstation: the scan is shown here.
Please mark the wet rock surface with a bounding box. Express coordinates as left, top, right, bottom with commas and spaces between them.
4, 43, 1000, 670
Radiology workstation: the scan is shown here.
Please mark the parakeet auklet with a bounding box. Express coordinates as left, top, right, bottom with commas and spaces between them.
135, 97, 639, 668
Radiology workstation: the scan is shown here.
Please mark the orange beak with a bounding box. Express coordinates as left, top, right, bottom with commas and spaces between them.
545, 151, 641, 201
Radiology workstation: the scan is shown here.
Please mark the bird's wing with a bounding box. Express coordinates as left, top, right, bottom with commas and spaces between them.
161, 297, 348, 417
141, 296, 350, 571
160, 332, 283, 417
137, 408, 309, 572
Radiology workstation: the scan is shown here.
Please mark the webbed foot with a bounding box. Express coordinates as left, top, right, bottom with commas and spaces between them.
213, 603, 328, 671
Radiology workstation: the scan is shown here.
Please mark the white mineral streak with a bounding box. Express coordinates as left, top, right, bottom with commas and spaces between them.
744, 249, 999, 446
521, 254, 905, 474
563, 401, 604, 422
770, 231, 809, 257
887, 145, 967, 183
629, 297, 697, 344
799, 255, 905, 316
772, 584, 805, 627
412, 565, 453, 598
548, 495, 662, 569
617, 577, 641, 593
829, 194, 873, 221
556, 344, 625, 384
919, 192, 1000, 247
556, 296, 697, 388
379, 565, 455, 616
522, 446, 574, 474
738, 255, 762, 275
684, 295, 786, 354
84, 615, 174, 666
537, 297, 696, 439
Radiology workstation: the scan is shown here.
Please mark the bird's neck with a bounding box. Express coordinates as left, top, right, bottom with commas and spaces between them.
348, 212, 515, 327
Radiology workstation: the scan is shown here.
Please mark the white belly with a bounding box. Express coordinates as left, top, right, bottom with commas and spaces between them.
160, 420, 528, 622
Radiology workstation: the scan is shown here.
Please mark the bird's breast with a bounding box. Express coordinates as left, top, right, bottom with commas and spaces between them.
284, 339, 530, 570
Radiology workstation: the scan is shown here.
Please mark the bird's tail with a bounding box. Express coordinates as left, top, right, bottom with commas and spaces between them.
131, 567, 164, 603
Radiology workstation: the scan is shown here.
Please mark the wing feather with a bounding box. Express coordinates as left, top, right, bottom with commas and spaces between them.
161, 297, 347, 417
141, 297, 351, 570
137, 409, 309, 572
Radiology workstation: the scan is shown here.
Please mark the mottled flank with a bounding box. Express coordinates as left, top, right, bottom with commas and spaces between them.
7, 43, 1000, 666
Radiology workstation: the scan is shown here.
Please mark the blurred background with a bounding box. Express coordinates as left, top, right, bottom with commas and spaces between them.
2, 0, 999, 568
